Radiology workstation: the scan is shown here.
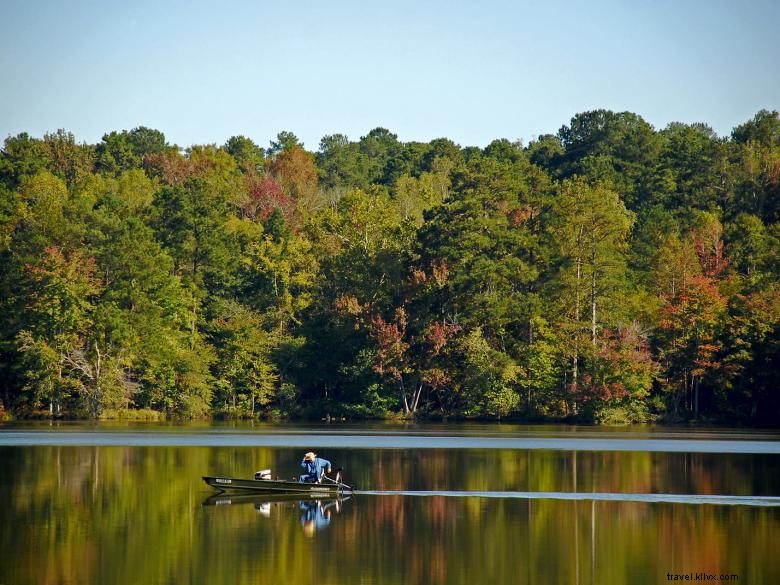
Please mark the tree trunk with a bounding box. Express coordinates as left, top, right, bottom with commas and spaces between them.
93, 341, 102, 418
190, 296, 198, 350
572, 256, 582, 415
55, 364, 63, 416
399, 379, 410, 414
591, 259, 597, 345
411, 383, 424, 414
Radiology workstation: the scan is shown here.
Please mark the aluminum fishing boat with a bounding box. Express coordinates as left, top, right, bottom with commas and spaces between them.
203, 469, 354, 495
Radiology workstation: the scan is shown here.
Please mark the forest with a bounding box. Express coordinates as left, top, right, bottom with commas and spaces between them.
0, 109, 777, 424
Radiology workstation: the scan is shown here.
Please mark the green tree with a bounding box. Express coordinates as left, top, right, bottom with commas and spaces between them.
630, 205, 681, 277
0, 133, 52, 189
153, 177, 237, 290
557, 110, 661, 209
516, 317, 566, 418
732, 109, 780, 147
209, 300, 277, 417
16, 171, 78, 254
730, 137, 780, 223
240, 223, 318, 330
224, 135, 265, 174
312, 187, 409, 307
267, 131, 303, 156
550, 178, 634, 413
392, 166, 449, 225
417, 155, 546, 343
456, 328, 521, 418
657, 122, 732, 216
725, 213, 774, 279
716, 285, 779, 422
152, 175, 239, 368
527, 134, 564, 170
358, 127, 403, 186
96, 131, 141, 175
16, 247, 104, 414
316, 134, 372, 190
294, 187, 410, 414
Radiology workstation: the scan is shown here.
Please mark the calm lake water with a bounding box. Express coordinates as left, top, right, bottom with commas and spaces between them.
0, 422, 778, 584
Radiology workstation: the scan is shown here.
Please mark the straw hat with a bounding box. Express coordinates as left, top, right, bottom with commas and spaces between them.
304, 452, 316, 461
303, 521, 316, 537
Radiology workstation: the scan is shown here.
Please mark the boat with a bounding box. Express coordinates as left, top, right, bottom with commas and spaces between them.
202, 472, 355, 496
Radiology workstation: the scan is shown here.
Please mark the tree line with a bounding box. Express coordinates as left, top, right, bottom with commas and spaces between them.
0, 109, 777, 423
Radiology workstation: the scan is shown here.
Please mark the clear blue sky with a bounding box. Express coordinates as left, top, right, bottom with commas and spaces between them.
1, 0, 778, 150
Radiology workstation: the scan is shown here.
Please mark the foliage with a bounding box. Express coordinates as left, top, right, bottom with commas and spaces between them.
0, 111, 778, 424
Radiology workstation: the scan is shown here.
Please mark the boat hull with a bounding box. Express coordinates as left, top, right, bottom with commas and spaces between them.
203, 475, 353, 495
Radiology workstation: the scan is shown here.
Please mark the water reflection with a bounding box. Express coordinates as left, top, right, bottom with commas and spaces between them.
299, 498, 345, 535
0, 443, 778, 584
202, 492, 352, 536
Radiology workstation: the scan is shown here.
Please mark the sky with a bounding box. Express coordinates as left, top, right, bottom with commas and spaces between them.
0, 0, 778, 150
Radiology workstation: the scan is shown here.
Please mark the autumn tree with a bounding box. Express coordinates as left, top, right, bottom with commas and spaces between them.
652, 215, 729, 417
267, 145, 320, 213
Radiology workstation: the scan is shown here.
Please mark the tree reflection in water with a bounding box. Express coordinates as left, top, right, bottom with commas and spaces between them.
0, 443, 778, 584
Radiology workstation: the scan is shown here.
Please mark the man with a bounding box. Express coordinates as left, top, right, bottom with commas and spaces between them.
299, 451, 331, 483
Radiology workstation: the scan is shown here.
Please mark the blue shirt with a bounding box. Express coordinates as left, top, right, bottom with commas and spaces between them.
301, 457, 331, 480
300, 501, 331, 530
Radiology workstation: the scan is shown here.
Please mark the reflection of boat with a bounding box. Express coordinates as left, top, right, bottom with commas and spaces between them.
202, 492, 351, 535
202, 474, 354, 496
202, 492, 351, 507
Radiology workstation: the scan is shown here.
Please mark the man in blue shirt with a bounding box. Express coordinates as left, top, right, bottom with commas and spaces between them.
299, 451, 332, 483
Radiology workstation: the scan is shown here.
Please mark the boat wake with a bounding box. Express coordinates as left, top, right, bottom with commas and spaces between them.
356, 490, 780, 506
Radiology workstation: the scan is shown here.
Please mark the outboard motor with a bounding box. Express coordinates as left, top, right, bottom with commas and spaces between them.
254, 469, 272, 480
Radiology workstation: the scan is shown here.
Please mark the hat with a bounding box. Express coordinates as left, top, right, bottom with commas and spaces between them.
304, 452, 316, 461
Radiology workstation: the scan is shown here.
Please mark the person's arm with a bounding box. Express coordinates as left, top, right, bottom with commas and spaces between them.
322, 458, 332, 474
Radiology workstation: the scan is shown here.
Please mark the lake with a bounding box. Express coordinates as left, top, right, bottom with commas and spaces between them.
0, 422, 778, 584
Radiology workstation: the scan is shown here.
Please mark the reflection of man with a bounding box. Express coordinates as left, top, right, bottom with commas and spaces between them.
254, 502, 271, 517
299, 452, 332, 483
300, 500, 334, 536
